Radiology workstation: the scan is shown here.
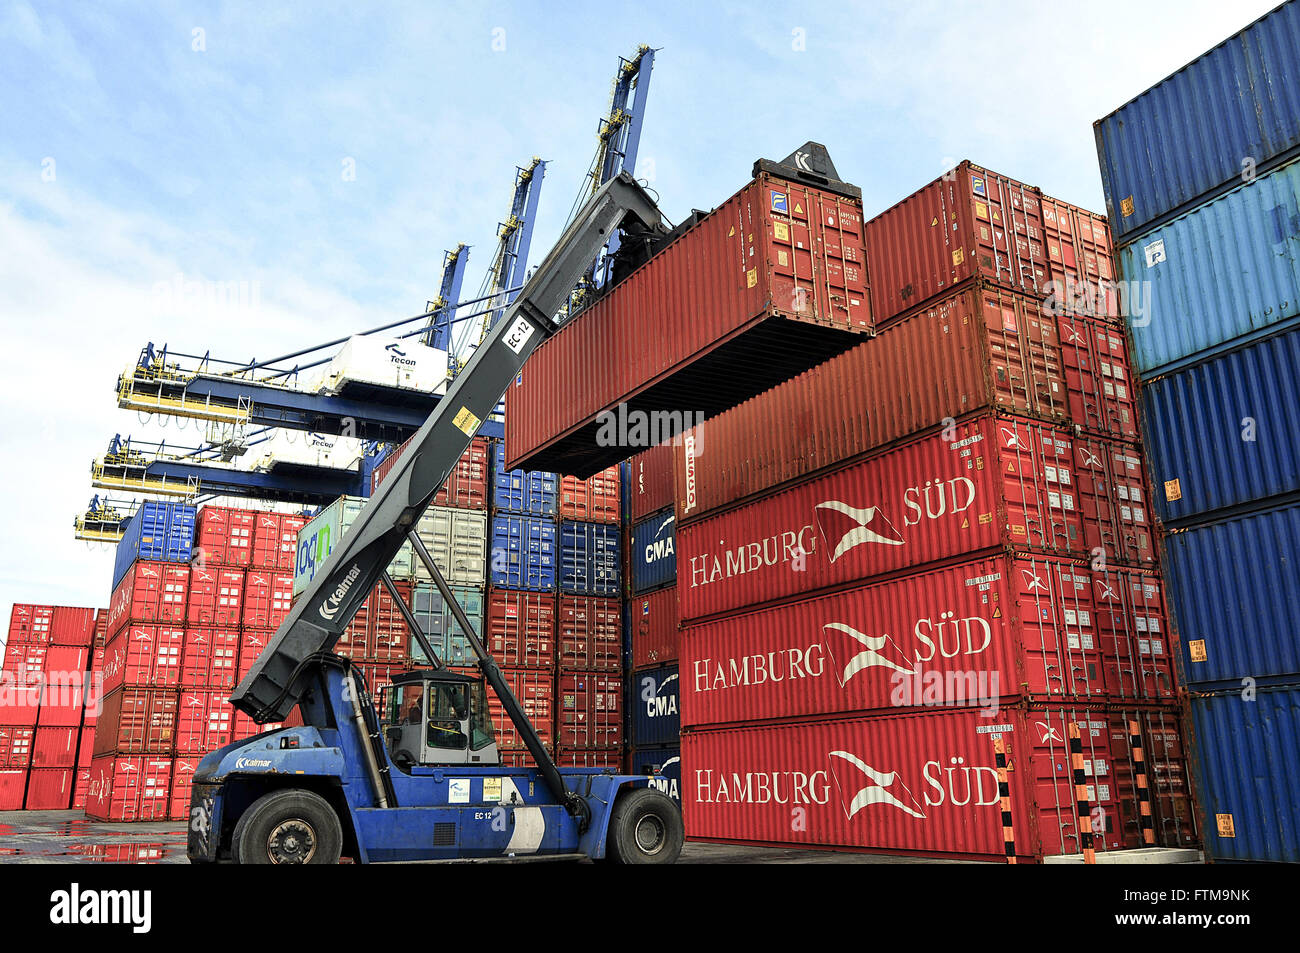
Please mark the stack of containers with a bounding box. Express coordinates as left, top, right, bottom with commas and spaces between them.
555, 466, 623, 769
87, 502, 302, 821
1094, 1, 1300, 863
1, 605, 100, 810
625, 443, 682, 803
669, 160, 1196, 860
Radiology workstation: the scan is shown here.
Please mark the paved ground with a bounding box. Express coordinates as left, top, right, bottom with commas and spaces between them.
0, 810, 984, 864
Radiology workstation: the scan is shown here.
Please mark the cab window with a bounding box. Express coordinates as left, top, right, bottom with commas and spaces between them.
426, 683, 468, 750
469, 680, 495, 751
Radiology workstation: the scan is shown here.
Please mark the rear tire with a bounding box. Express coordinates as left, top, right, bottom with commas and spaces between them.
231, 789, 343, 865
605, 788, 683, 865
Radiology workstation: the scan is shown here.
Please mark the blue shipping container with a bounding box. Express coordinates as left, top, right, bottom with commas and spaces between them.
1163, 499, 1300, 687
489, 515, 557, 591
409, 584, 485, 665
1189, 685, 1300, 863
627, 745, 681, 806
630, 509, 676, 594
1142, 326, 1300, 524
1116, 158, 1300, 378
112, 501, 197, 589
491, 440, 558, 516
629, 665, 680, 747
560, 520, 620, 597
1094, 0, 1300, 241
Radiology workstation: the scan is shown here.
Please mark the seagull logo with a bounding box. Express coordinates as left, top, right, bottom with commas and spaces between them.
1021, 568, 1047, 592
828, 751, 926, 819
1001, 426, 1024, 448
1078, 447, 1102, 469
1060, 322, 1081, 344
822, 622, 913, 682
1036, 722, 1063, 744
814, 500, 905, 561
133, 629, 151, 642
186, 695, 206, 707
1095, 580, 1117, 602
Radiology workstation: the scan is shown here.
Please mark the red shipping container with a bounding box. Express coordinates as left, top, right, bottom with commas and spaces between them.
373, 436, 491, 511
242, 570, 294, 629
93, 607, 110, 645
37, 644, 92, 726
24, 767, 74, 809
0, 726, 34, 768
107, 562, 190, 633
72, 765, 92, 810
466, 667, 554, 751
560, 467, 621, 524
238, 628, 273, 680
32, 725, 78, 767
353, 661, 413, 708
683, 704, 1133, 861
1107, 706, 1198, 848
180, 627, 240, 690
175, 689, 234, 754
864, 162, 1047, 325
675, 283, 1069, 524
251, 511, 307, 571
485, 589, 555, 668
630, 442, 678, 521
631, 585, 680, 670
1040, 196, 1119, 322
232, 710, 285, 740
169, 755, 200, 820
50, 606, 96, 646
4, 642, 47, 686
506, 170, 872, 477
78, 726, 95, 765
194, 504, 256, 567
555, 748, 622, 769
557, 672, 621, 748
186, 567, 245, 627
8, 604, 53, 642
678, 414, 1083, 621
85, 754, 172, 821
557, 596, 621, 672
370, 582, 414, 663
1073, 435, 1154, 567
1056, 313, 1139, 441
0, 768, 25, 809
94, 688, 178, 756
84, 647, 106, 726
681, 554, 1105, 730
1094, 570, 1176, 702
0, 667, 43, 727
102, 625, 183, 695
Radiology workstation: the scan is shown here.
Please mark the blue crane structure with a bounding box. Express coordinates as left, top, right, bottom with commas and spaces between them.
422, 243, 469, 352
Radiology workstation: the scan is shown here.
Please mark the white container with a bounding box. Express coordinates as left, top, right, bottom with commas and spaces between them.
254, 431, 364, 472
413, 506, 487, 587
293, 495, 416, 596
311, 336, 449, 396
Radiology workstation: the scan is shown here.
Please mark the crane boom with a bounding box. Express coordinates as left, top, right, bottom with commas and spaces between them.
231, 171, 662, 722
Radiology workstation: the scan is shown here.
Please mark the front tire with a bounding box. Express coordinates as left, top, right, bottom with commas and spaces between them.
605, 788, 683, 864
231, 789, 343, 865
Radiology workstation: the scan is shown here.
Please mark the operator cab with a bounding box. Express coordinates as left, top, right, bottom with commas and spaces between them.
380, 669, 499, 768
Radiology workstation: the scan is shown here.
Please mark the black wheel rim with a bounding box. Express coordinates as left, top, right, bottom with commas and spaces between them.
633, 812, 666, 855
267, 819, 317, 864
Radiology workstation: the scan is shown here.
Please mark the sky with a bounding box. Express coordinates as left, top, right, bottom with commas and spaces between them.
0, 0, 1280, 642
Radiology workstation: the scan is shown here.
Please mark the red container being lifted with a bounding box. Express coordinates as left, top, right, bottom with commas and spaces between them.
864, 161, 1047, 325
681, 553, 1105, 730
630, 585, 680, 671
678, 413, 1083, 621
674, 281, 1069, 524
506, 149, 872, 477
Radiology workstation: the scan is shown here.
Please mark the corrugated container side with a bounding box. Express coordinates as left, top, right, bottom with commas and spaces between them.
630, 509, 677, 594
506, 172, 871, 476
107, 562, 190, 634
489, 515, 557, 591
50, 607, 97, 647
0, 769, 26, 810
374, 435, 490, 509
1092, 568, 1177, 703
629, 664, 680, 747
24, 768, 75, 809
1094, 1, 1300, 240
557, 672, 622, 749
1162, 500, 1300, 686
112, 502, 197, 590
630, 443, 678, 521
484, 588, 555, 669
559, 521, 621, 597
1056, 313, 1140, 441
1188, 685, 1300, 862
678, 414, 1082, 621
630, 585, 680, 671
1040, 196, 1119, 320
1072, 435, 1155, 567
0, 727, 34, 768
491, 440, 559, 516
556, 595, 621, 672
863, 162, 1046, 323
1116, 159, 1300, 377
101, 625, 184, 694
1141, 326, 1300, 523
559, 468, 621, 524
673, 283, 1069, 523
180, 627, 241, 690
94, 688, 178, 756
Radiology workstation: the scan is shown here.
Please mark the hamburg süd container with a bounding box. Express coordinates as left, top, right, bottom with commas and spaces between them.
863, 161, 1046, 324
50, 607, 97, 647
1162, 499, 1300, 687
31, 725, 78, 768
1091, 567, 1176, 703
1071, 435, 1155, 567
193, 504, 256, 568
24, 767, 75, 810
681, 553, 1104, 729
678, 413, 1082, 621
174, 689, 235, 755
673, 282, 1069, 523
472, 667, 555, 751
1094, 1, 1300, 240
1039, 195, 1119, 321
185, 567, 245, 627
0, 727, 34, 768
559, 521, 621, 597
8, 604, 53, 642
630, 509, 677, 595
372, 435, 490, 510
1188, 683, 1300, 863
631, 585, 680, 671
251, 511, 307, 572
179, 627, 240, 691
1115, 158, 1300, 378
1056, 312, 1139, 441
85, 754, 173, 821
556, 595, 621, 672
241, 570, 294, 629
489, 514, 557, 591
630, 664, 680, 748
111, 501, 197, 590
484, 588, 555, 669
506, 166, 872, 477
93, 688, 178, 756
682, 704, 1138, 861
1141, 326, 1300, 525
101, 624, 184, 694
0, 770, 25, 810
491, 440, 559, 516
107, 561, 190, 634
